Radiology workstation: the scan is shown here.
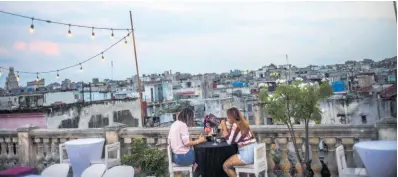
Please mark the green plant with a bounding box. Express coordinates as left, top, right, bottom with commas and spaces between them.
263, 81, 333, 177
121, 139, 168, 177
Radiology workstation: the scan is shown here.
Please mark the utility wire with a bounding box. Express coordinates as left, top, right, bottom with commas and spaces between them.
0, 10, 131, 31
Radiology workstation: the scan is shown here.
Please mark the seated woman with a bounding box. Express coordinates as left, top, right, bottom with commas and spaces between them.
168, 107, 205, 166
220, 107, 256, 177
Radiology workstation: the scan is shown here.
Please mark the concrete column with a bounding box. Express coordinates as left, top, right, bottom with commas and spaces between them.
104, 123, 127, 144
16, 124, 39, 166
324, 137, 338, 177
309, 137, 321, 177
104, 123, 127, 158
341, 137, 355, 167
276, 137, 290, 176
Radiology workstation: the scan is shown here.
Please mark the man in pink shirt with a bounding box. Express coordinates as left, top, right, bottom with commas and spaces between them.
168, 108, 205, 166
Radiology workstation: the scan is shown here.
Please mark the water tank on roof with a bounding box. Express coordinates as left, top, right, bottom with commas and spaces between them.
232, 81, 248, 87
332, 81, 345, 92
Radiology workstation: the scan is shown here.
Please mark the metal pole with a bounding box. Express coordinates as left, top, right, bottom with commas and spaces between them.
394, 1, 397, 22
82, 81, 85, 103
130, 11, 144, 127
89, 82, 92, 102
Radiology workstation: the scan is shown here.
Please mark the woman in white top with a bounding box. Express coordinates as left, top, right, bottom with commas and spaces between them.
168, 108, 205, 166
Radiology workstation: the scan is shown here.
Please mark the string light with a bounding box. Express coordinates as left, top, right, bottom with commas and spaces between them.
0, 31, 131, 78
36, 72, 39, 82
126, 29, 129, 37
29, 18, 34, 34
56, 70, 60, 80
0, 69, 2, 77
101, 52, 105, 62
124, 37, 127, 45
67, 24, 72, 37
91, 27, 95, 39
111, 29, 114, 39
0, 10, 131, 31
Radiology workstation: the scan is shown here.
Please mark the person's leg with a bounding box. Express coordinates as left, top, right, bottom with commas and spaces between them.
175, 149, 195, 166
223, 154, 246, 177
173, 150, 195, 177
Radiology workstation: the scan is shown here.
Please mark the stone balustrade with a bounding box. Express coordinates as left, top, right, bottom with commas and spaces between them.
0, 123, 395, 177
0, 129, 18, 170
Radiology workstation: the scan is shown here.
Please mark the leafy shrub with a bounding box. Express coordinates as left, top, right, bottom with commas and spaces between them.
121, 139, 168, 177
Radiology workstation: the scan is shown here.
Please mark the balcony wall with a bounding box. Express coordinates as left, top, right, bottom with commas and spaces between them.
0, 123, 395, 177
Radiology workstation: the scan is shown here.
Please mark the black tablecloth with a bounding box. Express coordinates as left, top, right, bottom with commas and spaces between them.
194, 142, 238, 177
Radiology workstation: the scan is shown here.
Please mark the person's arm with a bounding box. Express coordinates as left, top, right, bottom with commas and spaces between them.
181, 124, 205, 146
185, 134, 206, 146
220, 120, 229, 137
224, 123, 237, 145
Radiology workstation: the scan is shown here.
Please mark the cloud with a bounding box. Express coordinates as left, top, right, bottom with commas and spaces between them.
29, 41, 60, 56
12, 41, 60, 56
12, 42, 26, 51
0, 47, 9, 55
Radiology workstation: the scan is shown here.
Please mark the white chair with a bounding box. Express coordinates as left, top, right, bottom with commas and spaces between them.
59, 143, 70, 165
91, 142, 121, 169
82, 164, 107, 177
336, 145, 369, 177
41, 164, 70, 177
102, 166, 135, 177
167, 145, 193, 177
235, 143, 268, 177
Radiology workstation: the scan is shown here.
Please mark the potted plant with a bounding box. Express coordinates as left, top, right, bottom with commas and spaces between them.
122, 139, 168, 177
262, 79, 333, 177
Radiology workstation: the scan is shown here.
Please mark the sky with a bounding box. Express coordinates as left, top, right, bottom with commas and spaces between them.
0, 1, 396, 86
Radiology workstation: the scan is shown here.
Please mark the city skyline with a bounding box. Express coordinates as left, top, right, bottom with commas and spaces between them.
0, 1, 396, 86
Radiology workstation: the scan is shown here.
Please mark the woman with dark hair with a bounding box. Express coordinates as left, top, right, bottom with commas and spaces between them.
220, 107, 256, 177
168, 107, 205, 167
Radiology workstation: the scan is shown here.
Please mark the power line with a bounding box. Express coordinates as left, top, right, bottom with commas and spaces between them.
0, 10, 131, 31
0, 31, 132, 77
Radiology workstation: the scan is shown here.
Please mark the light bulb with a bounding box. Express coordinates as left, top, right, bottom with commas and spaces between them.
126, 29, 130, 37
67, 25, 72, 37
29, 24, 34, 34
91, 27, 95, 39
36, 77, 39, 82
0, 71, 2, 77
29, 18, 34, 34
80, 64, 83, 72
16, 75, 19, 82
111, 29, 114, 39
101, 53, 105, 62
56, 74, 59, 80
124, 38, 127, 45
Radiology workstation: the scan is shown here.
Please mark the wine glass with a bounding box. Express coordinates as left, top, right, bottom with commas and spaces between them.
212, 127, 218, 145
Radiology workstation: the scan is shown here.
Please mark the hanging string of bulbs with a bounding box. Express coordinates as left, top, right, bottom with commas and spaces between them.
0, 10, 131, 38
0, 30, 132, 82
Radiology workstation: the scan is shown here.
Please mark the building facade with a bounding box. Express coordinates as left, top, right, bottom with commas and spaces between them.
5, 67, 19, 91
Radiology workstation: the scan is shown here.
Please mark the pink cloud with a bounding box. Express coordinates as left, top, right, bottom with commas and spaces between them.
0, 47, 8, 55
13, 42, 27, 51
29, 41, 60, 56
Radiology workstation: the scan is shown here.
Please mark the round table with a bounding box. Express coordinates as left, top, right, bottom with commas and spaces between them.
194, 141, 238, 177
65, 138, 105, 177
354, 140, 397, 177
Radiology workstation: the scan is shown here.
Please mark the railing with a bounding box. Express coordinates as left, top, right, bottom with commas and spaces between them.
0, 123, 395, 177
0, 129, 18, 170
